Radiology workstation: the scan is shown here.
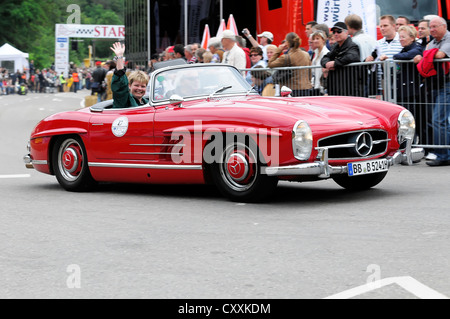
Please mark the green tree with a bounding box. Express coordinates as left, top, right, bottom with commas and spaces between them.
0, 0, 124, 70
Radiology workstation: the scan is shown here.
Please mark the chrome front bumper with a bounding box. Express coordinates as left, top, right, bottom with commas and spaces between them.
264, 140, 425, 178
23, 154, 48, 169
23, 154, 33, 169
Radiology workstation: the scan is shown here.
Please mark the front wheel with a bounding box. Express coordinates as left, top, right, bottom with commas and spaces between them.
52, 136, 96, 191
210, 140, 278, 202
332, 171, 388, 191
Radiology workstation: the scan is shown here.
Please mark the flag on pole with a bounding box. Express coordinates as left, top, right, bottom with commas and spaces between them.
226, 14, 238, 35
201, 24, 210, 50
216, 19, 226, 37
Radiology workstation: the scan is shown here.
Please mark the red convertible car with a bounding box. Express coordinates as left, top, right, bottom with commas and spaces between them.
24, 63, 424, 202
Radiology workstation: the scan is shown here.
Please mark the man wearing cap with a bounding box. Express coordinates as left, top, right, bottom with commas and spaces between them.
242, 28, 273, 63
321, 21, 360, 96
221, 30, 246, 73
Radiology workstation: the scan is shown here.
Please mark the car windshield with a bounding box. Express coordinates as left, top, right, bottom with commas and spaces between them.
151, 65, 251, 101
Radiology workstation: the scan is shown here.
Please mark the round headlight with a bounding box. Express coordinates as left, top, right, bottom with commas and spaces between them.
398, 110, 415, 144
292, 120, 313, 160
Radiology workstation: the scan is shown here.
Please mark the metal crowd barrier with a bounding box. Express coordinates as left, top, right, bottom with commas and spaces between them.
241, 58, 450, 151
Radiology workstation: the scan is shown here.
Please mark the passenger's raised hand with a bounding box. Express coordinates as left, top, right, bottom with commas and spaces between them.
110, 42, 125, 57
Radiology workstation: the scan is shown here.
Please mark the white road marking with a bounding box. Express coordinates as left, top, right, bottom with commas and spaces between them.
324, 276, 448, 299
0, 174, 31, 179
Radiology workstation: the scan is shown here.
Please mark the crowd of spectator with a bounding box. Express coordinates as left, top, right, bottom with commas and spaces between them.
148, 14, 438, 100
0, 61, 98, 96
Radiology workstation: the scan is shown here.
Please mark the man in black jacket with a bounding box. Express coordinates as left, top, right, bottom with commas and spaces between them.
91, 61, 107, 102
417, 19, 433, 48
321, 22, 360, 96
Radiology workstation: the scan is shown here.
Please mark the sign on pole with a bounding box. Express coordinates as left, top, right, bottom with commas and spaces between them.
55, 24, 125, 77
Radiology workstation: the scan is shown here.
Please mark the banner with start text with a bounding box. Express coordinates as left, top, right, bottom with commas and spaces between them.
316, 0, 377, 39
55, 24, 125, 77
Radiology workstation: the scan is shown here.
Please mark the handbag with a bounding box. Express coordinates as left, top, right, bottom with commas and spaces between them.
272, 53, 293, 84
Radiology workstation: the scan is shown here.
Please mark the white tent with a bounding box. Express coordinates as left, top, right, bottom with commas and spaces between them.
0, 43, 29, 73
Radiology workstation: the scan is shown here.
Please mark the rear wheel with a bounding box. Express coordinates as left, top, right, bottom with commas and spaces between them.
210, 139, 278, 202
52, 136, 96, 191
332, 171, 388, 191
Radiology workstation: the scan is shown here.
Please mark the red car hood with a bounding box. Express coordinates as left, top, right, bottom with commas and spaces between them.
185, 95, 398, 128
249, 96, 380, 124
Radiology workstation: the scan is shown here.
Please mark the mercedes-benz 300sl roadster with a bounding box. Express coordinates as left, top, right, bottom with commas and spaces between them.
24, 63, 423, 202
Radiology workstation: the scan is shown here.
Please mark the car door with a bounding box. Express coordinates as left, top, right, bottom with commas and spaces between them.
88, 106, 156, 163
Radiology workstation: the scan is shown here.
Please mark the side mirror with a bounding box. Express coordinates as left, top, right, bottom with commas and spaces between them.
169, 94, 184, 107
280, 86, 292, 97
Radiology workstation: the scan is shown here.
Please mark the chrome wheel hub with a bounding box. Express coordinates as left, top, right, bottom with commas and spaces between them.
226, 153, 249, 182
220, 143, 258, 192
58, 139, 83, 182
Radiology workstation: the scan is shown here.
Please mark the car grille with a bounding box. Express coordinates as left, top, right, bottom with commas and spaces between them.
317, 130, 389, 160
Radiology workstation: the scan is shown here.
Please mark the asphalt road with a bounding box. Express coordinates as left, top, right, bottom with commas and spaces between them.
1, 90, 449, 300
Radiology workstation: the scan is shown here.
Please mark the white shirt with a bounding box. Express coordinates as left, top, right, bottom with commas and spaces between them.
374, 33, 402, 60
352, 30, 377, 61
259, 44, 269, 63
372, 33, 402, 89
311, 46, 329, 91
222, 43, 247, 72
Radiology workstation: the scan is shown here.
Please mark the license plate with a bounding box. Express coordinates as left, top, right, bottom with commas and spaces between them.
347, 159, 388, 176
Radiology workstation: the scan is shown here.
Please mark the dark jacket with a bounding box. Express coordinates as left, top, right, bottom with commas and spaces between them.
321, 37, 360, 68
418, 35, 434, 49
393, 41, 423, 103
321, 37, 360, 95
111, 69, 149, 108
92, 66, 107, 93
92, 66, 107, 83
393, 41, 423, 61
